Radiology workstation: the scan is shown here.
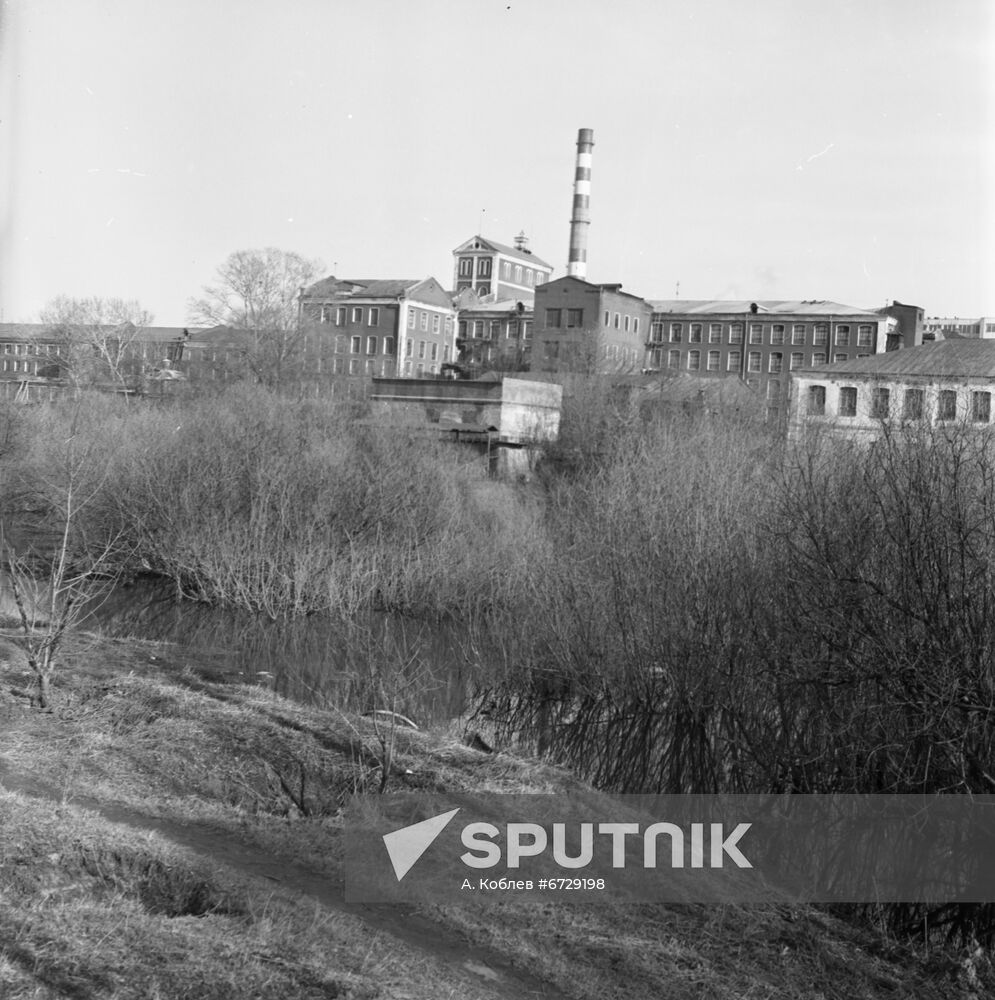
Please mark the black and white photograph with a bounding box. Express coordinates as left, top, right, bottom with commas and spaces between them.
0, 1, 993, 997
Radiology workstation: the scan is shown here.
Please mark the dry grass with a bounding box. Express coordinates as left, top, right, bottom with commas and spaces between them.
0, 636, 990, 1000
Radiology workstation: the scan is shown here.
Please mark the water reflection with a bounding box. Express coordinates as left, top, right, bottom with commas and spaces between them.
89, 577, 480, 726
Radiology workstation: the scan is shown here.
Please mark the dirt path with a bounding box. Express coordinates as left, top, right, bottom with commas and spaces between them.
0, 759, 570, 1000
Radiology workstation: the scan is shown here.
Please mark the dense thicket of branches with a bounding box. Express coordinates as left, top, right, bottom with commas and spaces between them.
3, 383, 994, 941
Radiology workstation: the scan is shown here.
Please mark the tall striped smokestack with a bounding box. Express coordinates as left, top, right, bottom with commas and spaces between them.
567, 128, 594, 279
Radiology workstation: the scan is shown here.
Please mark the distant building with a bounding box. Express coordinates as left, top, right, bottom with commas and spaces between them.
923, 315, 995, 340
299, 276, 456, 378
788, 338, 995, 442
532, 277, 653, 374
451, 234, 553, 301
645, 300, 923, 422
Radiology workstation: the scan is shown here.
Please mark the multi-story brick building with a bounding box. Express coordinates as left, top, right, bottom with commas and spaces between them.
644, 300, 923, 421
299, 276, 457, 378
532, 276, 653, 374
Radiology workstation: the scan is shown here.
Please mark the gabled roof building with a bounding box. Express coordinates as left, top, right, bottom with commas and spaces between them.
451, 234, 553, 302
299, 276, 456, 378
788, 338, 995, 442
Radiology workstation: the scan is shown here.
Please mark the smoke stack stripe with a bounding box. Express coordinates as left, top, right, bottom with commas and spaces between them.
567, 128, 594, 279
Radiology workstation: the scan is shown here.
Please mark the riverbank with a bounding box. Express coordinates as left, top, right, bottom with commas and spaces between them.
0, 634, 988, 999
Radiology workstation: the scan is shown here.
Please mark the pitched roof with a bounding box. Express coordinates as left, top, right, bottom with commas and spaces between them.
647, 299, 879, 317
303, 277, 422, 298
0, 323, 195, 343
798, 339, 995, 378
452, 235, 552, 269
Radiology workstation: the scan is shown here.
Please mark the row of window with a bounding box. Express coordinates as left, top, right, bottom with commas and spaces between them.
602, 310, 641, 335
456, 257, 548, 288
807, 385, 994, 423
545, 308, 584, 329
651, 349, 867, 373
407, 309, 453, 334
403, 340, 451, 363
458, 319, 534, 340
337, 336, 396, 356
0, 343, 64, 356
320, 305, 380, 327
649, 321, 875, 348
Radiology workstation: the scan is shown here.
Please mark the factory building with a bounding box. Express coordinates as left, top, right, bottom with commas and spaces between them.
298, 276, 457, 378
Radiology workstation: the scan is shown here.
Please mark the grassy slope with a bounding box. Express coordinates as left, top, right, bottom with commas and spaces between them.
0, 632, 990, 1000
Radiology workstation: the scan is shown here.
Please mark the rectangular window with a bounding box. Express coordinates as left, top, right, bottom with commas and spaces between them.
477, 258, 492, 278
749, 324, 763, 345
973, 391, 991, 423
813, 324, 828, 346
514, 265, 522, 283
604, 311, 611, 327
670, 323, 682, 342
835, 325, 851, 346
522, 321, 532, 339
433, 314, 440, 333
335, 335, 347, 354
872, 387, 890, 419
687, 350, 701, 371
489, 321, 501, 340
351, 307, 363, 323
729, 323, 743, 345
769, 353, 783, 373
839, 386, 857, 417
349, 358, 360, 375
336, 307, 347, 326
406, 340, 413, 357
689, 323, 702, 343
903, 388, 924, 420
651, 320, 665, 341
857, 325, 873, 348
332, 357, 344, 375
545, 308, 562, 328
369, 307, 380, 326
458, 320, 467, 337
834, 353, 848, 362
350, 336, 361, 354
634, 318, 640, 335
748, 351, 761, 373
807, 385, 826, 415
709, 323, 722, 344
418, 341, 426, 359
366, 336, 377, 355
458, 257, 473, 277
792, 324, 806, 345
624, 315, 631, 333
420, 311, 428, 331
431, 343, 438, 361
473, 320, 484, 338
790, 352, 804, 370
407, 310, 415, 329
567, 309, 583, 327
668, 349, 680, 369
365, 358, 376, 375
938, 389, 957, 420
384, 337, 396, 355
771, 324, 785, 345
614, 313, 620, 329
445, 316, 453, 335
812, 352, 826, 365
727, 350, 741, 371
707, 350, 720, 371
768, 380, 781, 400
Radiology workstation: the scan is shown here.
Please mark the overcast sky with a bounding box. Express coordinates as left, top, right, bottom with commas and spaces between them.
1, 0, 992, 326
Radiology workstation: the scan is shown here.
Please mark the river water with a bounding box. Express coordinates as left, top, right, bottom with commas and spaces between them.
77, 577, 486, 727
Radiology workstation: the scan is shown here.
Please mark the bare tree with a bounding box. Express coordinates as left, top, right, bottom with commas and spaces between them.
2, 408, 127, 707
39, 296, 153, 392
187, 248, 324, 387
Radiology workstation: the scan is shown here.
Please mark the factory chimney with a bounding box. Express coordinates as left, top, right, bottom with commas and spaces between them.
567, 128, 594, 280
